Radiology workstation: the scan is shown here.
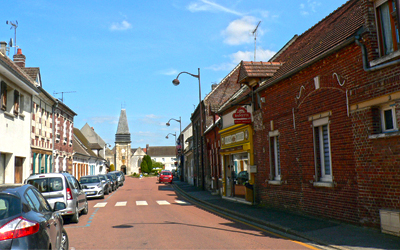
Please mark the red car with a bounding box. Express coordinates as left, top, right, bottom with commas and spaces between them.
159, 171, 173, 183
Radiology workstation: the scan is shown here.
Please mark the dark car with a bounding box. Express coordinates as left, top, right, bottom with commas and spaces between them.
109, 171, 125, 187
98, 174, 111, 194
159, 170, 173, 184
0, 184, 69, 250
105, 174, 117, 191
107, 172, 119, 189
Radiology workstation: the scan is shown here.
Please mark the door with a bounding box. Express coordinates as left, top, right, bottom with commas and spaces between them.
14, 157, 23, 183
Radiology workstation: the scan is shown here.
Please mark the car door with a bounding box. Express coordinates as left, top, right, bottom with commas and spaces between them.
72, 176, 86, 210
24, 187, 57, 249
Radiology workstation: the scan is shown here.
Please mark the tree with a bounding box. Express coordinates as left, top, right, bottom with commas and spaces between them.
141, 160, 149, 173
109, 164, 115, 172
143, 155, 153, 173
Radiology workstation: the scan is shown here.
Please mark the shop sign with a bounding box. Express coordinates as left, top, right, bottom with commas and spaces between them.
233, 107, 251, 124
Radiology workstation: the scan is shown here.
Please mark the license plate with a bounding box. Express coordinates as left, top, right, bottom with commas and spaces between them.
86, 191, 95, 195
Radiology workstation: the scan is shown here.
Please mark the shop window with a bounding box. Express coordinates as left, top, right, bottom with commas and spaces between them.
375, 0, 400, 56
381, 103, 398, 132
313, 117, 333, 183
0, 81, 7, 111
269, 130, 281, 182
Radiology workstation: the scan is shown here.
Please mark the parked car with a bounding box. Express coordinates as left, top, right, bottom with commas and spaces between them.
109, 171, 125, 187
105, 174, 117, 191
98, 174, 111, 194
107, 172, 119, 189
79, 175, 105, 199
25, 172, 88, 223
0, 184, 69, 250
159, 170, 173, 184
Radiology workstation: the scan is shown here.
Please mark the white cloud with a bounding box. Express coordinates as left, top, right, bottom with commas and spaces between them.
187, 0, 242, 16
222, 16, 261, 45
110, 20, 132, 31
159, 69, 178, 76
300, 1, 321, 16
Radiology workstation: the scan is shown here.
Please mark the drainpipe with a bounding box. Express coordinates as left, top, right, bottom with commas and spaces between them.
355, 35, 400, 72
52, 100, 59, 173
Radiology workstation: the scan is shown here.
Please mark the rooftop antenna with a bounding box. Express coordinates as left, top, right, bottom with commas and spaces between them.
53, 91, 76, 103
252, 21, 261, 62
6, 20, 18, 55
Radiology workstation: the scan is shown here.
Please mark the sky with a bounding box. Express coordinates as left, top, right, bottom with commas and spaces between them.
3, 0, 349, 149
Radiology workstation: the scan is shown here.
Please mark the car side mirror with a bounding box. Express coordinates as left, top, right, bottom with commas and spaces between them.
54, 202, 67, 211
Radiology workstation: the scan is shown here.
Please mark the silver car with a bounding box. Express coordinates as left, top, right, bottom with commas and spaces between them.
25, 172, 88, 223
79, 175, 105, 199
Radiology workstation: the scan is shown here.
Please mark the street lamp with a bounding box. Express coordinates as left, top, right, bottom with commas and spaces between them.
172, 68, 204, 189
166, 117, 181, 138
166, 117, 182, 180
165, 132, 177, 141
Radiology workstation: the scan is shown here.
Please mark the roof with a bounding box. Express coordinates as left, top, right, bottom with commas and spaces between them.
115, 109, 131, 143
81, 123, 106, 148
22, 67, 41, 86
261, 0, 363, 89
146, 146, 176, 157
238, 61, 282, 83
73, 128, 97, 157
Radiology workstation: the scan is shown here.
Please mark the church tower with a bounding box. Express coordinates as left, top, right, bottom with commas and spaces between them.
115, 109, 132, 174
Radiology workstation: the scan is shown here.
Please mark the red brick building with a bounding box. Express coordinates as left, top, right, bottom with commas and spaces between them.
251, 0, 400, 229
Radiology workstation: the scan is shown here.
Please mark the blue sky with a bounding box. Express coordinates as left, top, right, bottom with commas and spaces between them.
3, 0, 348, 148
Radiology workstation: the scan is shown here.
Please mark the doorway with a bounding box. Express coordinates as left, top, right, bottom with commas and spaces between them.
14, 157, 23, 183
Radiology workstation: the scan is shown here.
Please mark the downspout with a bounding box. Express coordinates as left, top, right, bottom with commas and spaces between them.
52, 100, 59, 172
355, 35, 400, 72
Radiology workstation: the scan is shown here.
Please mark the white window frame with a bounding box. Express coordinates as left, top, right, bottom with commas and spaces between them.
381, 103, 398, 132
269, 130, 281, 181
313, 117, 333, 183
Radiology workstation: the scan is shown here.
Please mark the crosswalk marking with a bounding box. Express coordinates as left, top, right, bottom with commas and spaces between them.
136, 201, 148, 206
175, 200, 190, 205
94, 202, 107, 208
156, 200, 170, 205
115, 201, 127, 206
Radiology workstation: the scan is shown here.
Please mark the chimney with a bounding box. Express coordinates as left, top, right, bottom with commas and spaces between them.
0, 42, 7, 55
211, 83, 218, 91
13, 48, 26, 68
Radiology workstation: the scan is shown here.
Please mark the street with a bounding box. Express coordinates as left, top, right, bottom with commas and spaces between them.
64, 176, 315, 249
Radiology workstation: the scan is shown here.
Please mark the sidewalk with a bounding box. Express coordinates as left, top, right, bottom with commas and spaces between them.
173, 180, 400, 250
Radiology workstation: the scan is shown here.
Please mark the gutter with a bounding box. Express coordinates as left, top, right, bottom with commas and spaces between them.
355, 36, 400, 72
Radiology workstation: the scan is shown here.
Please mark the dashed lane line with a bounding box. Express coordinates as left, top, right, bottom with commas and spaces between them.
136, 200, 148, 206
115, 201, 127, 206
156, 200, 170, 205
175, 200, 190, 205
94, 202, 107, 208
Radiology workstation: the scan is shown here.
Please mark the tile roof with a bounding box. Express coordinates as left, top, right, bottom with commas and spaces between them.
22, 67, 41, 86
73, 128, 97, 157
238, 61, 282, 83
262, 0, 363, 88
146, 146, 176, 157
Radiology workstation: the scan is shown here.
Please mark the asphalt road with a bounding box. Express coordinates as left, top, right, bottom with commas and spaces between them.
65, 176, 314, 249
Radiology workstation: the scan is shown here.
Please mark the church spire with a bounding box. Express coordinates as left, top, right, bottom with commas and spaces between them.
115, 109, 131, 143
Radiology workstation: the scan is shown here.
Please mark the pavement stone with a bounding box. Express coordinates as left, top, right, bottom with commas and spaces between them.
173, 180, 400, 250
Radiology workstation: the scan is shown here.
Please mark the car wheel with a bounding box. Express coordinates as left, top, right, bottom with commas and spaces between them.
105, 188, 109, 195
70, 206, 79, 223
81, 201, 89, 215
60, 228, 69, 250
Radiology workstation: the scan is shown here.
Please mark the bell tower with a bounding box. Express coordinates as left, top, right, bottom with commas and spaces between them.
115, 109, 131, 174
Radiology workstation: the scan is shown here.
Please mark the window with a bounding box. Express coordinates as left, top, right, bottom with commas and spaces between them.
269, 130, 281, 181
381, 103, 398, 132
313, 117, 332, 183
13, 90, 19, 115
375, 0, 400, 55
0, 81, 7, 111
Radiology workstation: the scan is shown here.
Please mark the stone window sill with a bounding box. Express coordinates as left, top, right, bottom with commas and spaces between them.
268, 180, 282, 185
369, 131, 400, 139
370, 50, 400, 67
4, 111, 14, 119
313, 181, 334, 188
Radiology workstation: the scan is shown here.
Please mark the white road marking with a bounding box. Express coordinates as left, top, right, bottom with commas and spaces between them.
156, 200, 170, 205
115, 201, 127, 206
175, 200, 190, 205
136, 201, 148, 206
94, 202, 107, 208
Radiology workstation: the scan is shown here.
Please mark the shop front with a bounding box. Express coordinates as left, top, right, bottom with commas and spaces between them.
220, 123, 254, 203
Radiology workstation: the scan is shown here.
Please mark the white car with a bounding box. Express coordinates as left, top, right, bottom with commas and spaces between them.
79, 175, 105, 199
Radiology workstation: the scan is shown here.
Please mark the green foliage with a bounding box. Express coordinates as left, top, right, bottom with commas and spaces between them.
143, 155, 153, 173
152, 161, 164, 173
141, 160, 149, 173
109, 164, 115, 172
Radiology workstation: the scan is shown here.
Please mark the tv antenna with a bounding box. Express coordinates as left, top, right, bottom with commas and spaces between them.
53, 91, 76, 103
6, 20, 18, 55
252, 21, 261, 62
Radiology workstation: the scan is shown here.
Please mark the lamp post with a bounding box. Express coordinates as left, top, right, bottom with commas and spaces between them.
165, 132, 177, 141
166, 117, 181, 139
166, 117, 183, 180
172, 68, 204, 189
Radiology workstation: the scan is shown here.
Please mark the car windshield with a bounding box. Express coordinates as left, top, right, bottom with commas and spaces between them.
107, 174, 116, 179
27, 177, 64, 193
0, 194, 21, 220
80, 177, 100, 184
114, 172, 121, 177
98, 176, 106, 181
161, 172, 171, 176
